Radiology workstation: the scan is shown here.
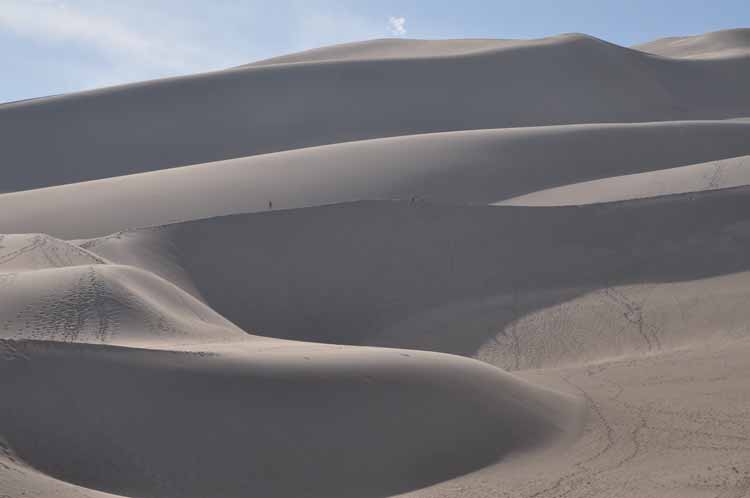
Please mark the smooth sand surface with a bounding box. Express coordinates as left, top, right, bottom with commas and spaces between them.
634, 27, 750, 58
73, 191, 750, 359
0, 233, 581, 498
4, 120, 750, 238
499, 154, 750, 206
3, 28, 750, 498
2, 33, 750, 192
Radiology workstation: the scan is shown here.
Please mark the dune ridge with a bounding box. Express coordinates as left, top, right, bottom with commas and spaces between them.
0, 231, 581, 498
2, 31, 750, 192
78, 188, 750, 363
247, 33, 631, 66
4, 26, 750, 498
634, 27, 750, 58
4, 120, 750, 238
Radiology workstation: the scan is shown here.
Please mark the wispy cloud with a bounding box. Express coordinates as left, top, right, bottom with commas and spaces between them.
0, 1, 416, 102
389, 16, 406, 36
0, 0, 238, 87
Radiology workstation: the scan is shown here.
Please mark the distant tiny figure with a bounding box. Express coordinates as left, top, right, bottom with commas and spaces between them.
410, 196, 415, 204
268, 200, 273, 210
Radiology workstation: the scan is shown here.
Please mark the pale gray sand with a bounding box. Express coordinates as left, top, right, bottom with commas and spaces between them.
400, 340, 750, 498
2, 33, 750, 192
0, 215, 581, 498
4, 27, 750, 498
634, 27, 750, 58
2, 190, 749, 498
76, 189, 750, 363
247, 33, 626, 66
499, 154, 750, 206
0, 233, 580, 498
4, 120, 750, 239
247, 38, 525, 65
0, 338, 580, 498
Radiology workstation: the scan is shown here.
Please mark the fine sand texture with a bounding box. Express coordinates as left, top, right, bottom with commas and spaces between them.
4, 120, 750, 238
499, 154, 750, 206
3, 33, 750, 192
3, 28, 750, 498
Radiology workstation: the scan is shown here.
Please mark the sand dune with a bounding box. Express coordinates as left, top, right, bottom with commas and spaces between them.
4, 27, 750, 498
0, 339, 580, 498
0, 235, 581, 496
0, 264, 247, 347
0, 233, 246, 347
0, 226, 581, 498
2, 32, 750, 192
635, 27, 750, 58
4, 120, 750, 238
247, 38, 525, 65
74, 189, 750, 365
247, 33, 627, 66
500, 154, 750, 206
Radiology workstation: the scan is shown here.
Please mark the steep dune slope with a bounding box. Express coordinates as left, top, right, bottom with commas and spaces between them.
81, 189, 750, 367
4, 120, 750, 238
0, 264, 247, 347
0, 233, 105, 270
0, 339, 580, 498
2, 31, 750, 192
0, 232, 581, 496
0, 225, 581, 498
5, 26, 750, 498
0, 234, 247, 347
634, 27, 750, 58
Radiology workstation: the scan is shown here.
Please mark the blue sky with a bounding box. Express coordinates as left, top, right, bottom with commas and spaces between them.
1, 0, 748, 103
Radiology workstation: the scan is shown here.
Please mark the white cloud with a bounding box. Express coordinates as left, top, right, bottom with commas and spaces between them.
388, 16, 406, 36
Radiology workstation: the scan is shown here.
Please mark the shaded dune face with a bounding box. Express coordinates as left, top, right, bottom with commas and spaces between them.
2, 33, 750, 193
0, 229, 582, 498
74, 187, 750, 374
128, 191, 750, 358
0, 340, 580, 498
3, 27, 750, 498
4, 120, 750, 239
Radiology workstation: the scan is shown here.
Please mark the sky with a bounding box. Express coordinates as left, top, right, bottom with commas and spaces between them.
1, 0, 748, 103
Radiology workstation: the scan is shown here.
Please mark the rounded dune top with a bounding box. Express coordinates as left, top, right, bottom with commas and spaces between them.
2, 29, 749, 195
247, 32, 624, 66
633, 27, 750, 58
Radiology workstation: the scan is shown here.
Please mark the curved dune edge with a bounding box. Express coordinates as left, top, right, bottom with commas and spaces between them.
498, 154, 750, 206
0, 233, 584, 498
0, 339, 583, 498
3, 26, 750, 498
246, 33, 634, 66
79, 187, 750, 367
5, 120, 750, 239
0, 264, 248, 347
2, 30, 750, 193
634, 27, 750, 59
